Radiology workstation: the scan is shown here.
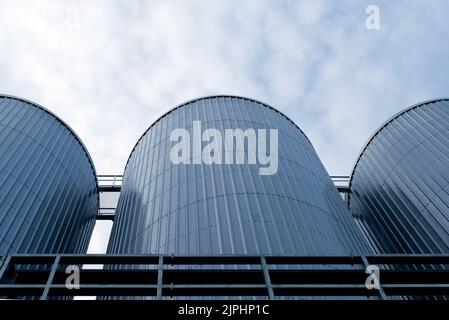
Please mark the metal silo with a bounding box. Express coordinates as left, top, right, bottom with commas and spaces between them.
349, 98, 449, 253
108, 95, 369, 255
0, 95, 98, 254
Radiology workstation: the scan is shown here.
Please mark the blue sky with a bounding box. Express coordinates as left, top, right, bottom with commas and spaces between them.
1, 0, 448, 252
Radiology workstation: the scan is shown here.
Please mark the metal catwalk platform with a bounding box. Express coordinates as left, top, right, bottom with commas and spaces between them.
0, 254, 448, 300
95, 175, 351, 221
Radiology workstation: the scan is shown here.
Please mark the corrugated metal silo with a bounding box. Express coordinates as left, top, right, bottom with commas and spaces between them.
349, 98, 449, 253
108, 95, 369, 255
0, 95, 98, 254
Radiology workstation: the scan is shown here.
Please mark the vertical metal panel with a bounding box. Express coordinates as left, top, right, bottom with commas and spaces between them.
0, 95, 98, 254
349, 99, 449, 253
108, 96, 369, 255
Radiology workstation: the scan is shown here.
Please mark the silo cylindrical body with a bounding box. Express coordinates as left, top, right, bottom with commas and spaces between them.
108, 96, 369, 255
0, 95, 98, 254
349, 99, 449, 253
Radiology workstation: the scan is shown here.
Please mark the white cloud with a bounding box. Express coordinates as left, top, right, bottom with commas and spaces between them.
1, 0, 449, 251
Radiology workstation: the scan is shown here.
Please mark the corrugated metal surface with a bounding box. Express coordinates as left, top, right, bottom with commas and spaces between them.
349, 98, 449, 253
0, 95, 98, 254
108, 95, 370, 255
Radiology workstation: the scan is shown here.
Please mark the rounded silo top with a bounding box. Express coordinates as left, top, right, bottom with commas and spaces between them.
122, 95, 314, 173
0, 94, 98, 253
108, 95, 370, 255
349, 98, 449, 253
0, 94, 98, 184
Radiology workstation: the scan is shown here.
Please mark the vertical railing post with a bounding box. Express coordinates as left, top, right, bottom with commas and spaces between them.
0, 256, 11, 281
41, 255, 61, 300
156, 255, 164, 299
260, 256, 274, 300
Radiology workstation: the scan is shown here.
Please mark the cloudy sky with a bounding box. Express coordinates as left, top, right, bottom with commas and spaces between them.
1, 0, 448, 253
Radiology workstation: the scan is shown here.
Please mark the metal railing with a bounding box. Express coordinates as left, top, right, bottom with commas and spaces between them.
98, 175, 123, 192
96, 208, 116, 221
97, 175, 122, 220
96, 175, 351, 221
0, 254, 448, 299
98, 175, 350, 192
330, 175, 350, 193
